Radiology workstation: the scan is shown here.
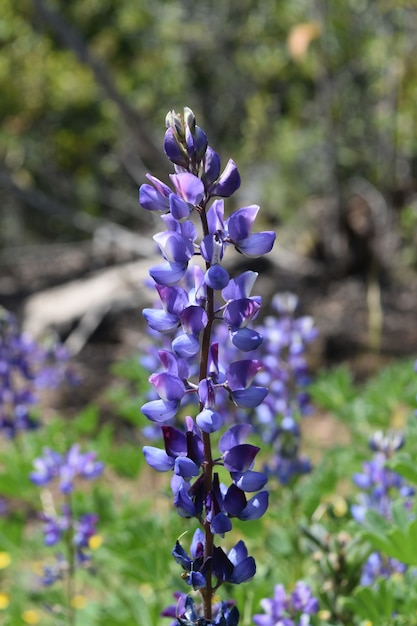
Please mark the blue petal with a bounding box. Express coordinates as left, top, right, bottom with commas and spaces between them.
169, 194, 191, 221
143, 446, 174, 472
230, 556, 256, 583
196, 408, 223, 433
210, 512, 232, 535
231, 386, 268, 408
235, 232, 276, 257
231, 328, 263, 351
149, 262, 187, 286
238, 491, 269, 521
174, 456, 200, 480
210, 159, 241, 197
172, 333, 200, 358
174, 486, 197, 518
141, 399, 179, 422
223, 444, 260, 473
142, 309, 179, 334
204, 265, 230, 290
231, 470, 268, 492
139, 184, 170, 211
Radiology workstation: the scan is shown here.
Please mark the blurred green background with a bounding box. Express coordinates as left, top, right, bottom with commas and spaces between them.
1, 0, 416, 250
1, 0, 417, 363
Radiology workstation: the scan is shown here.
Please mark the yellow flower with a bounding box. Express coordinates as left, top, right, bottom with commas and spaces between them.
0, 593, 10, 609
318, 609, 331, 620
88, 534, 103, 550
0, 552, 11, 569
22, 609, 41, 624
71, 595, 86, 609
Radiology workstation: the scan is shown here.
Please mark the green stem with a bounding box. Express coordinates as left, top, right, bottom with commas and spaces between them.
197, 201, 215, 621
65, 493, 76, 626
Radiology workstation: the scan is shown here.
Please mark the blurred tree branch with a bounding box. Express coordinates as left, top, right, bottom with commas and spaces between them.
31, 0, 168, 179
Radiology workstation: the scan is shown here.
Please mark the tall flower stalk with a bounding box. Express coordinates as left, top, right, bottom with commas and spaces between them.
139, 108, 276, 623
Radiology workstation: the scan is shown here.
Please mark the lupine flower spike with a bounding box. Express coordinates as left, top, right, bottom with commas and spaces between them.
140, 107, 275, 623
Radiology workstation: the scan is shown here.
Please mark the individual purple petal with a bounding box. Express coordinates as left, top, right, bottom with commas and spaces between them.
164, 127, 188, 166
180, 306, 207, 335
193, 126, 208, 161
223, 299, 261, 330
230, 556, 256, 583
172, 540, 192, 569
188, 571, 207, 590
174, 484, 197, 517
196, 408, 223, 433
174, 456, 200, 480
210, 159, 241, 197
143, 446, 174, 471
162, 425, 187, 457
223, 444, 260, 473
203, 147, 221, 188
156, 285, 189, 315
172, 333, 200, 358
238, 491, 269, 521
218, 424, 252, 453
142, 309, 179, 333
198, 378, 216, 408
146, 173, 173, 198
235, 232, 276, 257
231, 470, 268, 492
149, 262, 188, 286
190, 528, 205, 558
206, 199, 225, 233
231, 328, 263, 351
153, 231, 194, 264
139, 184, 170, 212
227, 360, 263, 390
204, 265, 230, 290
231, 386, 268, 408
224, 484, 247, 516
170, 173, 205, 205
169, 194, 192, 221
227, 205, 260, 241
222, 271, 258, 301
186, 431, 205, 467
211, 512, 232, 534
200, 234, 225, 264
141, 399, 179, 422
149, 372, 185, 402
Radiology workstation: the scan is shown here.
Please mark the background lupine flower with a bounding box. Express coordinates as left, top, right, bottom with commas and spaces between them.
140, 107, 275, 622
0, 306, 77, 437
30, 444, 103, 587
30, 443, 104, 493
351, 430, 414, 585
252, 581, 319, 626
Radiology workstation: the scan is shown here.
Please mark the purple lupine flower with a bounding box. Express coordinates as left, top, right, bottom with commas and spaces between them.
140, 107, 276, 621
0, 307, 77, 437
253, 582, 319, 626
352, 430, 414, 585
30, 444, 104, 493
39, 505, 98, 562
360, 552, 407, 586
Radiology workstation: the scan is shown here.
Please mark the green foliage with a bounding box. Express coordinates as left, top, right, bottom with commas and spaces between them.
0, 356, 416, 624
2, 0, 417, 254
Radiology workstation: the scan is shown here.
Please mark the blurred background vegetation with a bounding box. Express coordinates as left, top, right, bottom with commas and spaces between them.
1, 0, 417, 360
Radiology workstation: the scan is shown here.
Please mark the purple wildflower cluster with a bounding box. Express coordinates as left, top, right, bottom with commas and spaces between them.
139, 107, 276, 622
221, 292, 317, 484
252, 582, 319, 626
352, 430, 414, 585
0, 306, 76, 437
162, 593, 238, 626
140, 291, 317, 484
30, 444, 104, 585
